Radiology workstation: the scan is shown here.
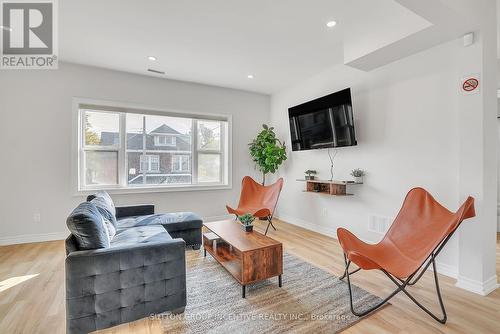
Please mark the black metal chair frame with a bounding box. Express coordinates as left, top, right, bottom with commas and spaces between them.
339, 224, 462, 324
263, 188, 282, 235
264, 215, 277, 235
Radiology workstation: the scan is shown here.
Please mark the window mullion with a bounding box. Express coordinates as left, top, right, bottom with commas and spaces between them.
142, 115, 147, 185
192, 119, 198, 185
79, 110, 86, 190
119, 112, 126, 188
220, 121, 225, 184
197, 149, 221, 154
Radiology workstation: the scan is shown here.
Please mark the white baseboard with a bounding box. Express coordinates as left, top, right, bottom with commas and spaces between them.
203, 214, 233, 222
276, 214, 338, 238
276, 213, 458, 279
429, 260, 458, 279
456, 274, 499, 296
0, 231, 68, 246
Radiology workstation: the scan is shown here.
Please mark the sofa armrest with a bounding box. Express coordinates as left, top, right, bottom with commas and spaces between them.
65, 238, 186, 333
66, 237, 183, 259
115, 204, 155, 218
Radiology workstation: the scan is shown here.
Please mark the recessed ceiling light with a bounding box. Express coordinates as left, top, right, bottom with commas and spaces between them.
0, 25, 12, 32
326, 21, 337, 28
147, 56, 157, 61
247, 74, 254, 79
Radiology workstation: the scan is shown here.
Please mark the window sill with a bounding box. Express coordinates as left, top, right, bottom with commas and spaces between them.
74, 184, 232, 197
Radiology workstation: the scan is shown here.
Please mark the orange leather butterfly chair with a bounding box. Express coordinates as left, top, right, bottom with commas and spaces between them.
226, 176, 284, 235
337, 187, 475, 324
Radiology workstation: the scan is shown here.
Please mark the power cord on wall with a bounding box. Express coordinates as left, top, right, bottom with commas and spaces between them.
327, 147, 338, 181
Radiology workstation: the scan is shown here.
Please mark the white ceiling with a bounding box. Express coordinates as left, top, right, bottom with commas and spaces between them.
60, 0, 431, 94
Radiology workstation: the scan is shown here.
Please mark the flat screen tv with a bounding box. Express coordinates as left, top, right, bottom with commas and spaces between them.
288, 88, 357, 151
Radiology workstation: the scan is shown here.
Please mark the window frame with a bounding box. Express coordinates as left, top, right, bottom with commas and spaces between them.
72, 98, 232, 195
195, 120, 224, 184
79, 109, 123, 189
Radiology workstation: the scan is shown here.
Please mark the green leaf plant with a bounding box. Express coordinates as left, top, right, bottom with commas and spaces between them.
238, 213, 256, 226
248, 124, 287, 185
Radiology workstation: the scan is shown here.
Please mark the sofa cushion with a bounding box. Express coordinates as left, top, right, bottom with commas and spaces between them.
66, 202, 110, 250
89, 193, 117, 228
103, 216, 116, 240
91, 198, 117, 228
116, 212, 203, 233
87, 191, 116, 213
110, 225, 171, 248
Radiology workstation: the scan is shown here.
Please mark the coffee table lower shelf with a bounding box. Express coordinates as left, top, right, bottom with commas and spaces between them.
203, 232, 283, 298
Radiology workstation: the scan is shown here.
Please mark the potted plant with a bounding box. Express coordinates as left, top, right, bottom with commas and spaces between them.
249, 124, 287, 185
304, 170, 317, 180
238, 213, 255, 232
350, 169, 365, 183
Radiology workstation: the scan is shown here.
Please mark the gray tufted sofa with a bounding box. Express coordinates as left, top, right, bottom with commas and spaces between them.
65, 203, 202, 333
114, 205, 203, 250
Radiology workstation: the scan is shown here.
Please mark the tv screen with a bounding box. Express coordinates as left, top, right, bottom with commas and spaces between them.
288, 88, 357, 151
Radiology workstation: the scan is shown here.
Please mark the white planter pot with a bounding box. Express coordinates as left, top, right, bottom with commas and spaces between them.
354, 176, 364, 183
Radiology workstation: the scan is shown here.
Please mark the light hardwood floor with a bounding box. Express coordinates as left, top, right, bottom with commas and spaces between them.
1, 220, 499, 333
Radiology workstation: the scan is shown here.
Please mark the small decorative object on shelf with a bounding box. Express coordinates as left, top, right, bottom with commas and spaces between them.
304, 169, 317, 180
350, 168, 365, 184
238, 213, 255, 232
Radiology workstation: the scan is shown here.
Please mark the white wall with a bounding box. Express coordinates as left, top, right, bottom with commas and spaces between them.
497, 115, 500, 232
0, 62, 269, 244
497, 103, 500, 232
270, 40, 462, 277
456, 20, 498, 295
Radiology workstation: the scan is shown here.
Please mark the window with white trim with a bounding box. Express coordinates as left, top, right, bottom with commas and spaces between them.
172, 155, 190, 172
140, 155, 160, 172
154, 135, 176, 146
78, 105, 229, 191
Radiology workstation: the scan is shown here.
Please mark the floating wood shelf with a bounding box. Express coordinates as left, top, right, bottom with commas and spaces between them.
297, 179, 362, 196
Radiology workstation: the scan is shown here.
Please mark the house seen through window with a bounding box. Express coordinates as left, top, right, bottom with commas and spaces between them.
79, 106, 229, 191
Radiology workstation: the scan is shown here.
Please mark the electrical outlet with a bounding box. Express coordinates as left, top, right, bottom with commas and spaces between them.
33, 213, 41, 223
322, 208, 328, 217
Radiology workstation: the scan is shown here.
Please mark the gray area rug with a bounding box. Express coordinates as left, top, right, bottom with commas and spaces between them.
161, 250, 385, 333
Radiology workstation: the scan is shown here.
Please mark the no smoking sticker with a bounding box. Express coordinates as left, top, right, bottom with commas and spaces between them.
463, 78, 478, 91
461, 74, 480, 95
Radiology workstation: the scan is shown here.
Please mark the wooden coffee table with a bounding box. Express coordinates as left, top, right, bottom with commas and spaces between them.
203, 220, 283, 298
